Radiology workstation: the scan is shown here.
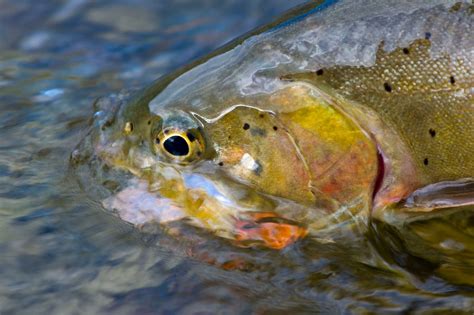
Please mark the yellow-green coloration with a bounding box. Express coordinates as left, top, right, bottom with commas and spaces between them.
271, 88, 377, 213
285, 39, 473, 185
205, 86, 378, 214
206, 105, 317, 205
74, 0, 474, 248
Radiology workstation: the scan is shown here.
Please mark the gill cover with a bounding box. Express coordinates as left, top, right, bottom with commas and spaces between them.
203, 85, 379, 212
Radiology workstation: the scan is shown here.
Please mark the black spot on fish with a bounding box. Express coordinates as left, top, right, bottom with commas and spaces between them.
218, 162, 223, 166
155, 138, 160, 144
243, 123, 250, 130
425, 32, 431, 40
402, 48, 409, 55
147, 120, 151, 125
429, 129, 436, 137
197, 151, 202, 157
450, 76, 456, 85
259, 113, 265, 118
423, 158, 429, 166
164, 129, 170, 135
228, 135, 232, 140
384, 82, 392, 93
186, 132, 196, 142
273, 126, 278, 131
316, 69, 324, 76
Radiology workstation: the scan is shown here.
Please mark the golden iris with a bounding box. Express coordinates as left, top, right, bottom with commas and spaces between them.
155, 129, 204, 163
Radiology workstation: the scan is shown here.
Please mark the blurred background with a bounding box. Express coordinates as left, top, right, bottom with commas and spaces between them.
0, 0, 305, 95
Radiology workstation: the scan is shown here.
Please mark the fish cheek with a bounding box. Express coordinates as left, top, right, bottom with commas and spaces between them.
206, 107, 315, 205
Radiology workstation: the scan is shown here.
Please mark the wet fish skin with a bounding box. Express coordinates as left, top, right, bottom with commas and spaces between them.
75, 0, 474, 243
287, 38, 473, 185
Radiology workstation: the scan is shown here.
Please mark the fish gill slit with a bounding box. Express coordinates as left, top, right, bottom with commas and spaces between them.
372, 146, 386, 200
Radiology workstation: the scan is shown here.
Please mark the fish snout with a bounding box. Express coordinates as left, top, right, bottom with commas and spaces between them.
70, 94, 126, 166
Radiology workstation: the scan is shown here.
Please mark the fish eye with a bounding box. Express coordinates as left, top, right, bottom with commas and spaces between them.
163, 135, 189, 156
154, 128, 205, 163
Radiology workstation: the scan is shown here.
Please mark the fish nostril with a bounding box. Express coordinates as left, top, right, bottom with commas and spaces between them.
92, 95, 122, 131
93, 109, 116, 131
100, 119, 114, 131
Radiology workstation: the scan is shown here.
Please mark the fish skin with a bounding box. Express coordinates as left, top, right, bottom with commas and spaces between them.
286, 39, 473, 185
144, 0, 473, 209
148, 0, 472, 117
75, 1, 474, 243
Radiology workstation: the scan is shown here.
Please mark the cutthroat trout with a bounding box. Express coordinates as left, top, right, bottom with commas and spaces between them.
73, 0, 473, 249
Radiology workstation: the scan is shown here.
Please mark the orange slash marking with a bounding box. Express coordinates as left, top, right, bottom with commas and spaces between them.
234, 212, 308, 250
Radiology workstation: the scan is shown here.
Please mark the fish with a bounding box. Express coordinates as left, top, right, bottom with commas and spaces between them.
72, 0, 474, 249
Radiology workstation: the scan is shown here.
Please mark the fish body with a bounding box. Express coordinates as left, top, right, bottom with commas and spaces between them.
74, 0, 474, 248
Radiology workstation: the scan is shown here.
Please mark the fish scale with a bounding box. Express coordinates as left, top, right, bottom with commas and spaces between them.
76, 0, 474, 249
292, 39, 473, 183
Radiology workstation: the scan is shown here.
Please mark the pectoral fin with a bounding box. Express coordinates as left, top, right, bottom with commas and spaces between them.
377, 179, 474, 226
403, 178, 474, 212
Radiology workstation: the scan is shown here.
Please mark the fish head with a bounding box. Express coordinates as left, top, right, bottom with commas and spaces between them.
71, 90, 281, 240
72, 81, 380, 247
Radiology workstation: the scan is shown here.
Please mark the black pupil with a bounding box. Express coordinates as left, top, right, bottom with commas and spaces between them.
163, 136, 189, 156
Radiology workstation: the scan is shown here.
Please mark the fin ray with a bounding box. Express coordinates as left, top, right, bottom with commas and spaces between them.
403, 178, 474, 211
